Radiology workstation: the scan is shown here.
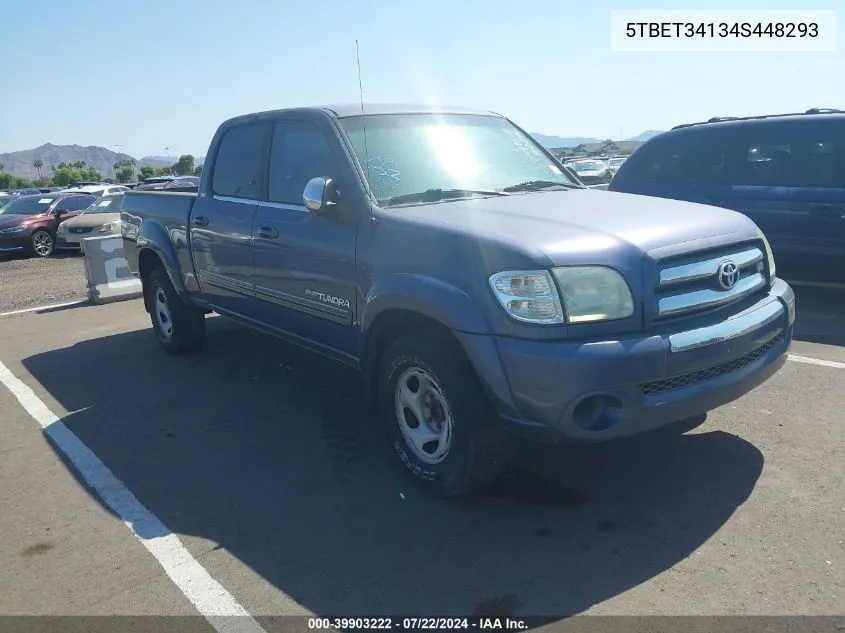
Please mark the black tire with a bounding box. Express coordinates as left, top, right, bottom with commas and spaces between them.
146, 267, 205, 354
29, 230, 55, 258
377, 328, 509, 498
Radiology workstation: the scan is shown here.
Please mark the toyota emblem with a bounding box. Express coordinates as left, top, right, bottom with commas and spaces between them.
717, 260, 739, 290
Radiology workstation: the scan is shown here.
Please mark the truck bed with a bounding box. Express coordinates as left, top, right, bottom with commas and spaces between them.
121, 190, 197, 226
120, 190, 198, 280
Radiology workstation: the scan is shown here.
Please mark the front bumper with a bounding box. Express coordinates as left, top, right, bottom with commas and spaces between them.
56, 235, 82, 249
460, 279, 795, 443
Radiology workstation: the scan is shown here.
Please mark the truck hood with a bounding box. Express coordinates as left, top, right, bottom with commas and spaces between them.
398, 189, 760, 264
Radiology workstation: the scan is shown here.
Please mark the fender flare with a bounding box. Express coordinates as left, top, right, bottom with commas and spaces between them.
136, 222, 188, 298
360, 273, 491, 337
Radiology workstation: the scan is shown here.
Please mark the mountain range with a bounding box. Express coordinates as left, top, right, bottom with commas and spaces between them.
530, 130, 664, 148
0, 132, 664, 179
0, 144, 206, 179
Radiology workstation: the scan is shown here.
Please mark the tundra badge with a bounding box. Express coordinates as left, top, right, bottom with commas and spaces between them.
305, 289, 351, 309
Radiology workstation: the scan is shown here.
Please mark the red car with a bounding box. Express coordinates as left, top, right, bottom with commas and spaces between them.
0, 192, 97, 258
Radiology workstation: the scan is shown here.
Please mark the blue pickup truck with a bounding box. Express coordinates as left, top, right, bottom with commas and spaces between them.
121, 104, 795, 497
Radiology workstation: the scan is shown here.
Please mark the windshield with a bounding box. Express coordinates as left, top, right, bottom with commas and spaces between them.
0, 196, 54, 215
338, 113, 577, 204
573, 161, 603, 172
608, 158, 625, 167
84, 194, 123, 214
0, 195, 12, 208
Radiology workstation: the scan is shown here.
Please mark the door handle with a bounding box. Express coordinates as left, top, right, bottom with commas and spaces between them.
257, 226, 279, 240
192, 216, 209, 227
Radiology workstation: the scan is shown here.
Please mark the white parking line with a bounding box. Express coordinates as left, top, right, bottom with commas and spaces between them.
0, 299, 89, 317
0, 361, 267, 633
788, 354, 845, 370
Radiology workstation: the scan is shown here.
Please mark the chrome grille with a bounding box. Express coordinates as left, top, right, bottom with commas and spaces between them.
654, 243, 768, 320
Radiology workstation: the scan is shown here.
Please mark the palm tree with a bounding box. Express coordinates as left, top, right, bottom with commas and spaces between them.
34, 160, 44, 181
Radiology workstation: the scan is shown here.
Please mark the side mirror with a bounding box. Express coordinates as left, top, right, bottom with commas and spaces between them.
53, 208, 69, 216
302, 177, 337, 214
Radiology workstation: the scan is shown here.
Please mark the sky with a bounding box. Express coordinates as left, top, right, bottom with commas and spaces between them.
1, 0, 842, 159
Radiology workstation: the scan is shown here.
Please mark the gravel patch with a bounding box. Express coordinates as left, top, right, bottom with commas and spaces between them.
0, 252, 88, 313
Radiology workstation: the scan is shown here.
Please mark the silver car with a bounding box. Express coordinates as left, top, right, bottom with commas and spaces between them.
56, 193, 124, 249
570, 159, 612, 186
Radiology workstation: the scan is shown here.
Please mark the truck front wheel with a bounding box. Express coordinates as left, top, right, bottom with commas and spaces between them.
146, 268, 205, 354
377, 329, 509, 497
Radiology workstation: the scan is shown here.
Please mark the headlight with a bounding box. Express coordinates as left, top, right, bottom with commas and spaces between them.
489, 270, 564, 324
0, 225, 26, 236
552, 266, 634, 323
57, 223, 67, 234
759, 232, 776, 281
98, 221, 119, 233
489, 267, 635, 325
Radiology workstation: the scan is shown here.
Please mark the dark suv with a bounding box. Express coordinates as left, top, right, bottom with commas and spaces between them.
0, 192, 96, 257
609, 109, 845, 288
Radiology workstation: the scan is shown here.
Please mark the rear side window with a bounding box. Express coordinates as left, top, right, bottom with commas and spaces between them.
622, 129, 734, 186
267, 121, 337, 205
740, 119, 845, 188
623, 118, 845, 190
212, 123, 269, 199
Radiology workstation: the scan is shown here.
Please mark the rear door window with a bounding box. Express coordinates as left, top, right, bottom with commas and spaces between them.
212, 123, 270, 199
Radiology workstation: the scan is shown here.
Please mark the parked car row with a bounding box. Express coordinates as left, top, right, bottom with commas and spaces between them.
561, 155, 629, 186
0, 175, 201, 259
0, 190, 125, 258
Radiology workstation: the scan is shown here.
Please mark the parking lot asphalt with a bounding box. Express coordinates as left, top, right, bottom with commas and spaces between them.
0, 295, 843, 624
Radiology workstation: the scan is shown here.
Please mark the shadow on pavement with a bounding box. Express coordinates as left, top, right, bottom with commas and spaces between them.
23, 318, 764, 620
792, 286, 845, 347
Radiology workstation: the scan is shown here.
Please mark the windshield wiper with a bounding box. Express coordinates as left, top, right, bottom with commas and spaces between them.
502, 180, 581, 192
383, 188, 509, 207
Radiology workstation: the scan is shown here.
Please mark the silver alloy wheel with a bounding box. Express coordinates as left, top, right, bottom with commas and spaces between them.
32, 232, 53, 256
394, 367, 454, 464
154, 286, 173, 341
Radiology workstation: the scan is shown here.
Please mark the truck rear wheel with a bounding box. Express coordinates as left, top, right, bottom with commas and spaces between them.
146, 268, 205, 354
377, 329, 509, 497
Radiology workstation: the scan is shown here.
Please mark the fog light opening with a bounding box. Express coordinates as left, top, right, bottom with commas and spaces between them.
572, 395, 624, 431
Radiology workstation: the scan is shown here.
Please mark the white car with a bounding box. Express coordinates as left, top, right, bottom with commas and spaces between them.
62, 184, 130, 198
56, 193, 125, 249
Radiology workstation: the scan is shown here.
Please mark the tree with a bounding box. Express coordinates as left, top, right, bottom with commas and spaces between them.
114, 158, 135, 183
172, 154, 195, 176
0, 162, 4, 172
193, 164, 203, 176
0, 173, 34, 188
33, 160, 44, 181
116, 165, 135, 183
138, 165, 156, 180
51, 162, 103, 186
155, 166, 172, 176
